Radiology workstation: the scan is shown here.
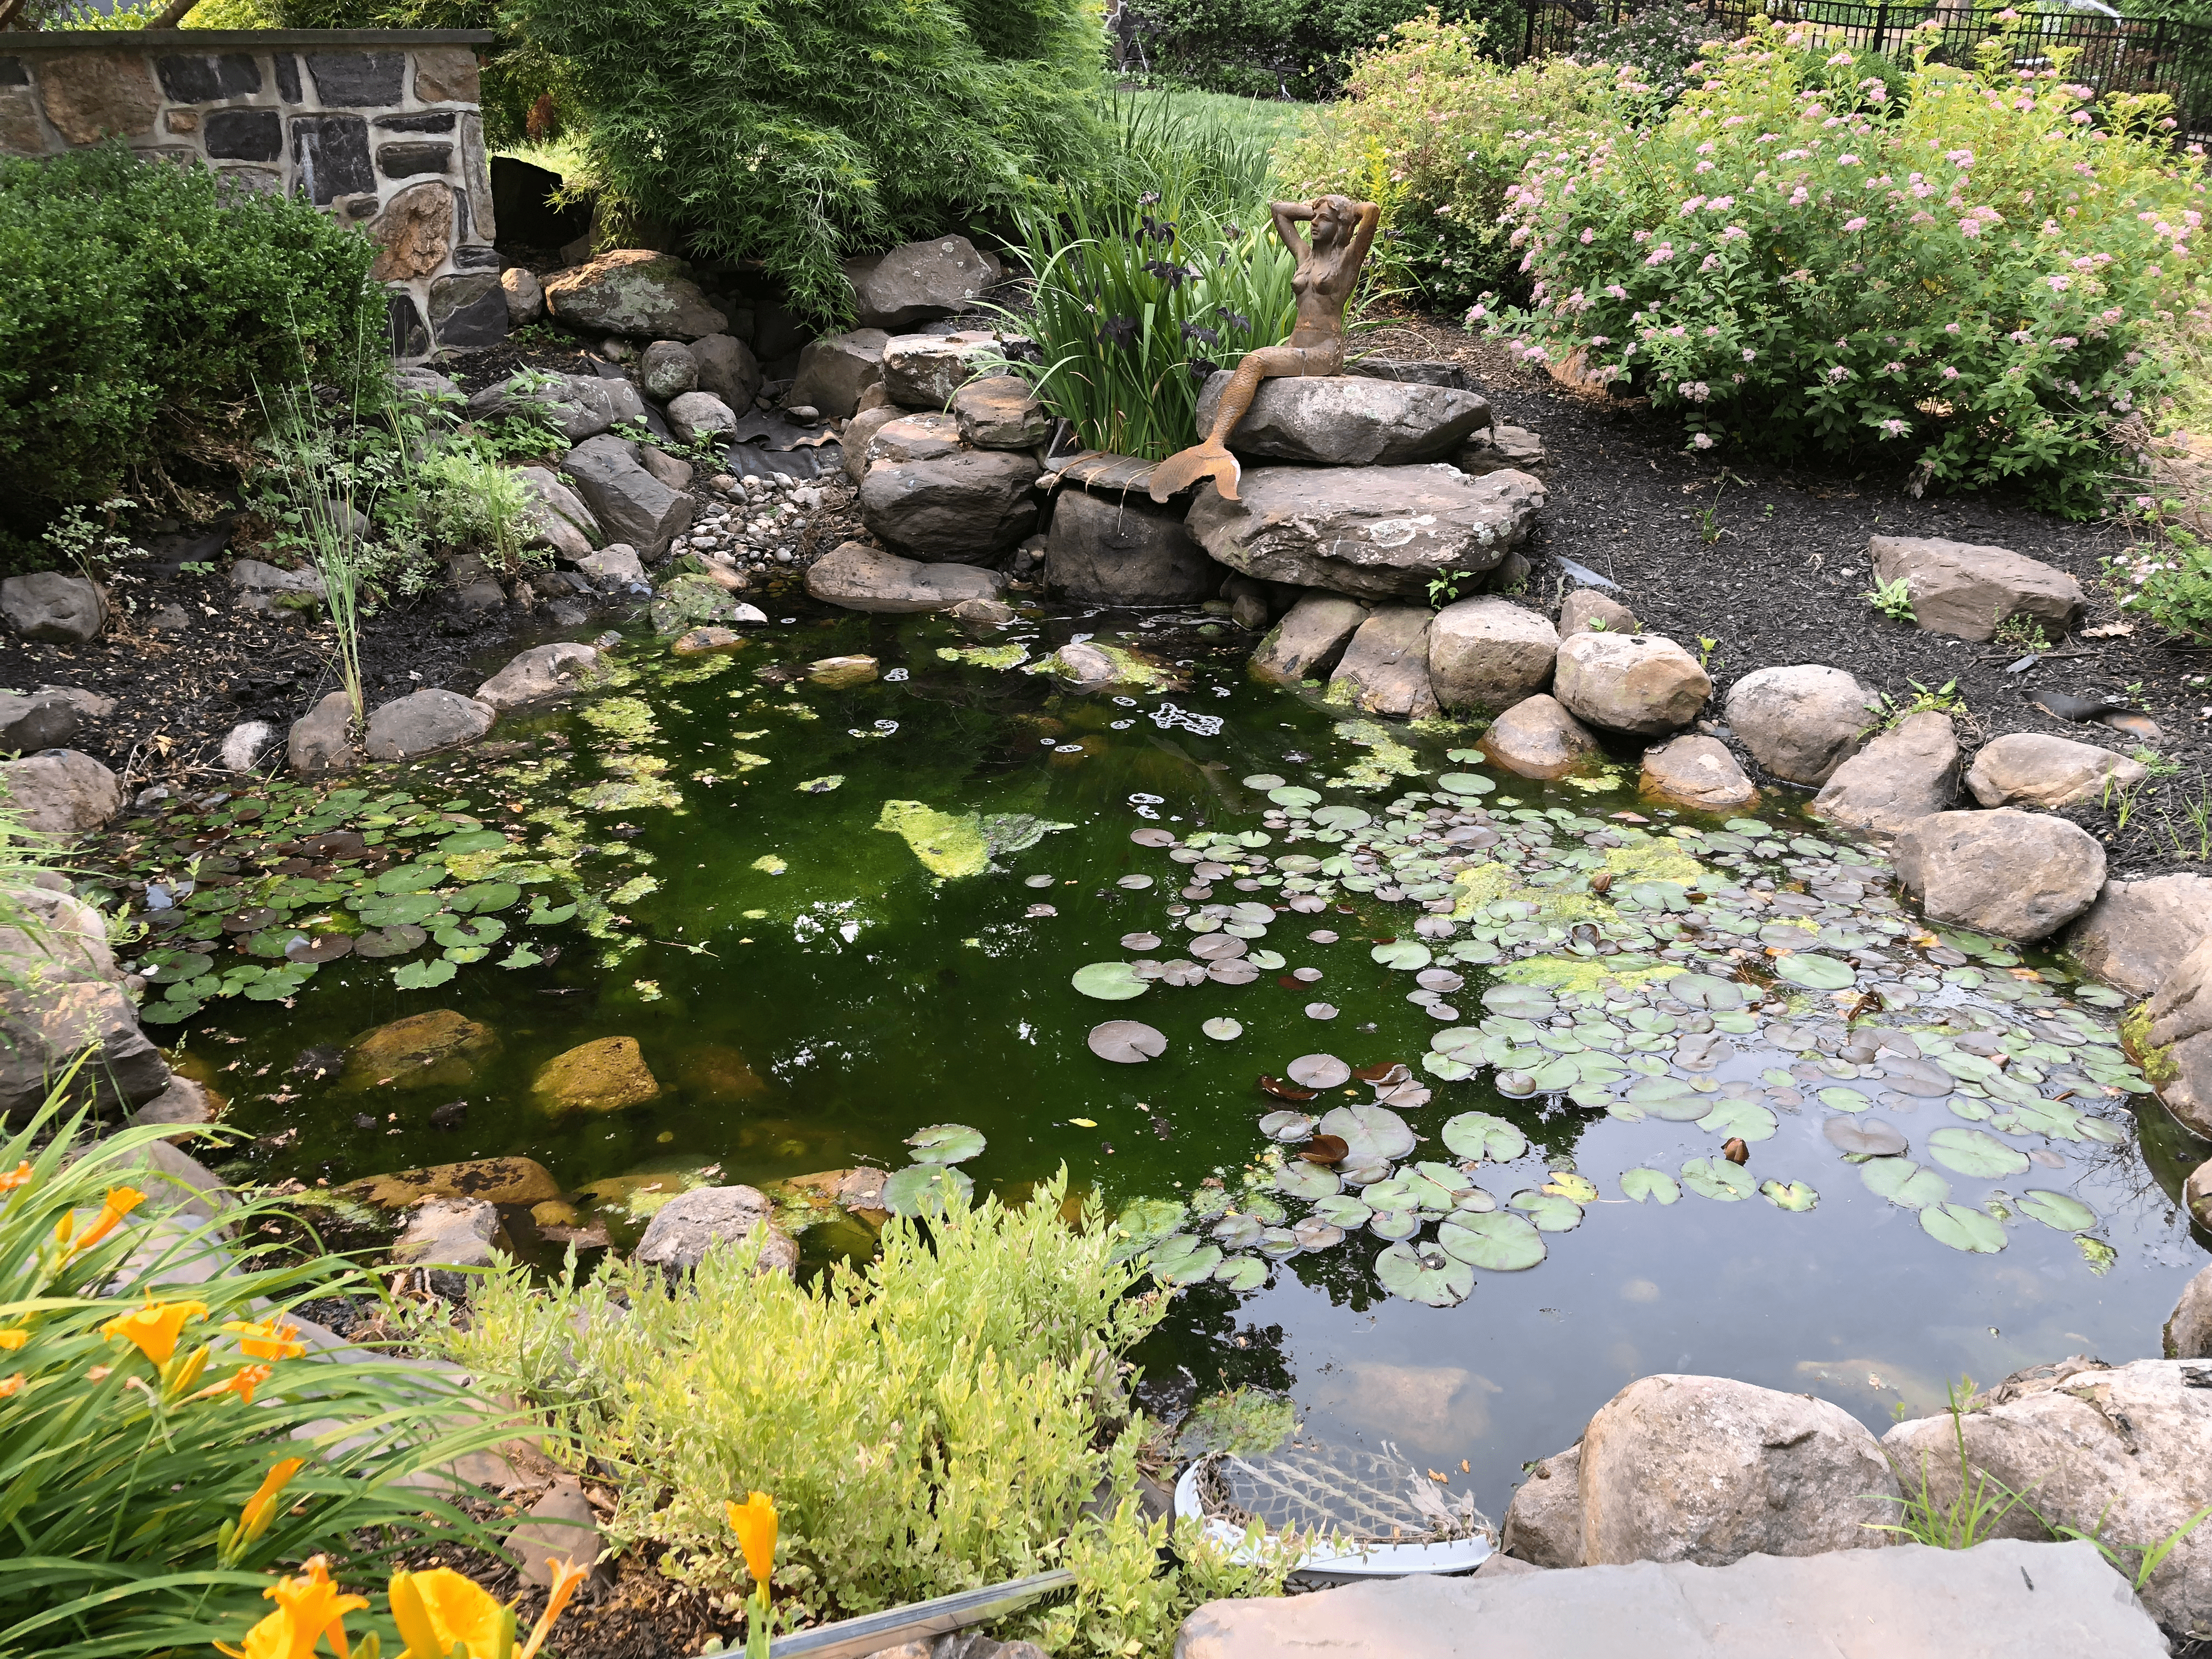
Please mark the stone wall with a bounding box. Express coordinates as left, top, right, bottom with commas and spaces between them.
0, 29, 501, 364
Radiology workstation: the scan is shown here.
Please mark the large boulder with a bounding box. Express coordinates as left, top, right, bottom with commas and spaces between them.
1427, 597, 1556, 714
691, 333, 764, 411
639, 338, 699, 402
340, 1156, 561, 1209
2145, 937, 2212, 1138
1966, 731, 2148, 808
1579, 1374, 1898, 1566
0, 749, 122, 833
866, 411, 960, 466
1184, 465, 1544, 601
1869, 534, 2086, 643
467, 371, 615, 446
953, 375, 1051, 450
1249, 593, 1368, 686
1640, 735, 1756, 810
341, 1009, 498, 1091
1194, 373, 1490, 466
475, 642, 601, 710
544, 250, 727, 339
788, 328, 889, 420
2168, 1262, 2212, 1359
513, 466, 600, 561
635, 1183, 799, 1275
363, 689, 495, 761
1, 571, 106, 644
532, 1036, 661, 1115
1722, 664, 1877, 785
1552, 633, 1709, 737
0, 882, 170, 1121
1328, 608, 1438, 719
561, 435, 696, 558
860, 450, 1040, 560
1883, 1358, 2212, 1632
805, 542, 1003, 613
1500, 1443, 1584, 1567
1046, 490, 1217, 604
1893, 808, 2105, 940
1809, 710, 1959, 833
287, 691, 359, 776
881, 330, 1000, 409
1479, 694, 1600, 780
2068, 874, 2212, 998
0, 686, 106, 753
842, 235, 999, 329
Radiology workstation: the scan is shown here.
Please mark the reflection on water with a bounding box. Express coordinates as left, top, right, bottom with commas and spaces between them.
133, 605, 2211, 1516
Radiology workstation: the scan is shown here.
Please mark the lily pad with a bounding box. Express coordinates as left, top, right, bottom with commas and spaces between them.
351, 925, 428, 959
1921, 1201, 2007, 1254
1371, 940, 1433, 971
1288, 1053, 1352, 1089
1153, 1238, 1226, 1285
1423, 1052, 1477, 1081
1073, 961, 1149, 1001
1215, 1255, 1268, 1290
1759, 1180, 1819, 1212
1437, 1211, 1547, 1271
1697, 1098, 1778, 1142
1437, 773, 1496, 795
1089, 1020, 1167, 1064
1860, 1158, 1950, 1210
1212, 1214, 1263, 1250
1620, 1168, 1681, 1205
1777, 952, 1857, 990
905, 1124, 986, 1164
143, 952, 214, 984
1291, 1217, 1346, 1251
1818, 1087, 1874, 1114
1825, 1118, 1908, 1158
1681, 1157, 1757, 1201
2019, 1189, 2098, 1233
1268, 786, 1322, 808
1276, 1160, 1341, 1200
1509, 1189, 1583, 1232
1259, 1110, 1316, 1140
449, 881, 522, 914
1927, 1127, 2031, 1179
1317, 1103, 1416, 1162
1203, 1018, 1244, 1041
392, 958, 457, 990
1367, 1209, 1422, 1240
1316, 1195, 1374, 1227
1375, 1239, 1475, 1306
1482, 985, 1558, 1019
882, 1163, 974, 1217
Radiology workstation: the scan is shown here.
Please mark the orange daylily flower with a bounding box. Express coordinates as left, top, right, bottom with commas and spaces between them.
197, 1362, 276, 1407
100, 1299, 209, 1368
521, 1558, 590, 1659
224, 1318, 308, 1361
63, 1184, 146, 1259
0, 1373, 23, 1398
238, 1457, 305, 1546
388, 1566, 510, 1659
217, 1557, 366, 1659
726, 1491, 778, 1586
0, 1160, 31, 1193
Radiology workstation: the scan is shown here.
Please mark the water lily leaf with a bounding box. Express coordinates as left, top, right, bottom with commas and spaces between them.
1288, 1053, 1352, 1089
1073, 961, 1149, 1001
1268, 786, 1321, 808
1277, 1160, 1341, 1200
1370, 940, 1432, 971
1367, 1209, 1421, 1240
1375, 1239, 1475, 1306
1437, 773, 1495, 795
375, 864, 447, 895
1760, 1180, 1819, 1212
1777, 953, 1856, 990
906, 1123, 986, 1164
352, 925, 428, 958
881, 1163, 973, 1218
438, 830, 509, 855
1620, 1168, 1681, 1205
1089, 1020, 1167, 1064
2019, 1189, 2098, 1233
1825, 1118, 1908, 1157
1130, 827, 1177, 848
1437, 1211, 1546, 1271
1423, 1051, 1476, 1081
2076, 1117, 2129, 1146
1291, 1216, 1346, 1251
144, 952, 215, 983
1441, 1111, 1527, 1163
524, 901, 577, 926
1203, 1018, 1244, 1041
1927, 1126, 2031, 1179
1860, 1158, 1950, 1210
1509, 1189, 1583, 1232
1318, 1103, 1415, 1162
1681, 1157, 1756, 1201
1111, 1199, 1187, 1262
1312, 805, 1372, 830
1921, 1201, 2007, 1254
1158, 1238, 1226, 1285
1698, 1098, 1778, 1142
1543, 1171, 1599, 1204
449, 881, 522, 915
498, 943, 543, 969
1671, 974, 1747, 1011
1257, 1226, 1300, 1257
1482, 984, 1558, 1019
1215, 1255, 1268, 1290
392, 958, 457, 990
1818, 1087, 1874, 1114
433, 916, 507, 950
1212, 1214, 1264, 1250
1259, 1110, 1316, 1140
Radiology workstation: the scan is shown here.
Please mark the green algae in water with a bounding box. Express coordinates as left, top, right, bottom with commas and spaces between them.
877, 800, 991, 880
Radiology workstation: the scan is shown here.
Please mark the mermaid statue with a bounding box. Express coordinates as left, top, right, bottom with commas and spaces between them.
1148, 194, 1381, 505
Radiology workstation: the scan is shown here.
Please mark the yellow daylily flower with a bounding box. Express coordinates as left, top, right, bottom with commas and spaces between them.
196, 1362, 276, 1407
240, 1457, 305, 1543
215, 1606, 300, 1659
0, 1159, 31, 1194
725, 1491, 778, 1587
390, 1566, 511, 1659
216, 1558, 365, 1659
100, 1299, 209, 1368
64, 1184, 146, 1259
224, 1318, 308, 1361
0, 1326, 27, 1351
0, 1373, 23, 1398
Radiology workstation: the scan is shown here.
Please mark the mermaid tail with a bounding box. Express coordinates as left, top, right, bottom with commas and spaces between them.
1147, 438, 1242, 504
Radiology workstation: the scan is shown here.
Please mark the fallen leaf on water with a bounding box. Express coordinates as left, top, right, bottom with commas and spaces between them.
1071, 1118, 1098, 1128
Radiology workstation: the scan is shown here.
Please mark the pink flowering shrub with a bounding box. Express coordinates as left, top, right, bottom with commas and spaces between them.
1480, 20, 2212, 515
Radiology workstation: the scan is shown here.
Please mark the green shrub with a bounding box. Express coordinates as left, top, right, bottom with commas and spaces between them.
425, 1177, 1292, 1654
0, 146, 380, 534
1128, 0, 1522, 100
0, 1090, 509, 1656
2108, 519, 2212, 640
1483, 22, 2212, 515
1282, 15, 1618, 306
499, 0, 1109, 323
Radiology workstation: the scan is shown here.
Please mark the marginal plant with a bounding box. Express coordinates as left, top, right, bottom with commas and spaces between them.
1865, 1375, 2038, 1549
1863, 574, 1918, 623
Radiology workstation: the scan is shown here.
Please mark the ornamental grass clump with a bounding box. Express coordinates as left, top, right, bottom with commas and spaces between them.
1481, 20, 2212, 515
431, 1175, 1293, 1657
0, 1088, 512, 1656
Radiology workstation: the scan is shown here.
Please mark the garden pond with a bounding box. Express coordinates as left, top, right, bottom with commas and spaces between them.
88, 600, 2212, 1520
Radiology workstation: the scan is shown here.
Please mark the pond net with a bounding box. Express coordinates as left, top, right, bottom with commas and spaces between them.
1190, 1441, 1494, 1548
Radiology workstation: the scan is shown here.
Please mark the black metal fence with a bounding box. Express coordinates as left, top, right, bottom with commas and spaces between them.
1511, 0, 2212, 138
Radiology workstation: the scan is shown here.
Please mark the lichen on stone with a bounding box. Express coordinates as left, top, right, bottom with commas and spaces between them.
2121, 1000, 2182, 1084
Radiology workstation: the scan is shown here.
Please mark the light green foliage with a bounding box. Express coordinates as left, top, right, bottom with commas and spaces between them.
1283, 17, 1620, 306
1128, 0, 1525, 101
1863, 576, 1917, 621
427, 1178, 1283, 1645
2108, 519, 2212, 643
1865, 1376, 2035, 1550
0, 1090, 509, 1654
415, 442, 538, 573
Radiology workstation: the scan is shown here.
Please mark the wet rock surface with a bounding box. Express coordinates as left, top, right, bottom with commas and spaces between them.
1427, 597, 1557, 715
1893, 808, 2107, 941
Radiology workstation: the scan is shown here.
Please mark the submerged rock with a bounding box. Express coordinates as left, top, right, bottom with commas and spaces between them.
475, 642, 601, 710
363, 689, 496, 761
341, 1009, 499, 1092
341, 1156, 562, 1209
533, 1036, 662, 1115
1639, 735, 1756, 811
1892, 808, 2106, 941
807, 654, 879, 689
635, 1183, 799, 1275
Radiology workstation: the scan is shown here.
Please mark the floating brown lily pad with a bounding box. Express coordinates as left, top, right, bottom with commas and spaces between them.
1299, 1134, 1350, 1165
1259, 1076, 1320, 1103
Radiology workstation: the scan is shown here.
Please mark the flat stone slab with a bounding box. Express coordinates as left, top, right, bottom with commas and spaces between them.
1186, 464, 1543, 601
1195, 372, 1491, 466
1172, 1539, 2163, 1658
1869, 534, 2085, 643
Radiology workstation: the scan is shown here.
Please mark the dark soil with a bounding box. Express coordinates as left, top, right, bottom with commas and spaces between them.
1359, 305, 2212, 880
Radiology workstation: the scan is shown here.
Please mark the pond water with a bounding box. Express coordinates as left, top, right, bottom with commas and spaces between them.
103, 601, 2212, 1525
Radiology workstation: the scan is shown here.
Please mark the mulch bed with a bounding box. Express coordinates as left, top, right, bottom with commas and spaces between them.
1358, 305, 2212, 880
